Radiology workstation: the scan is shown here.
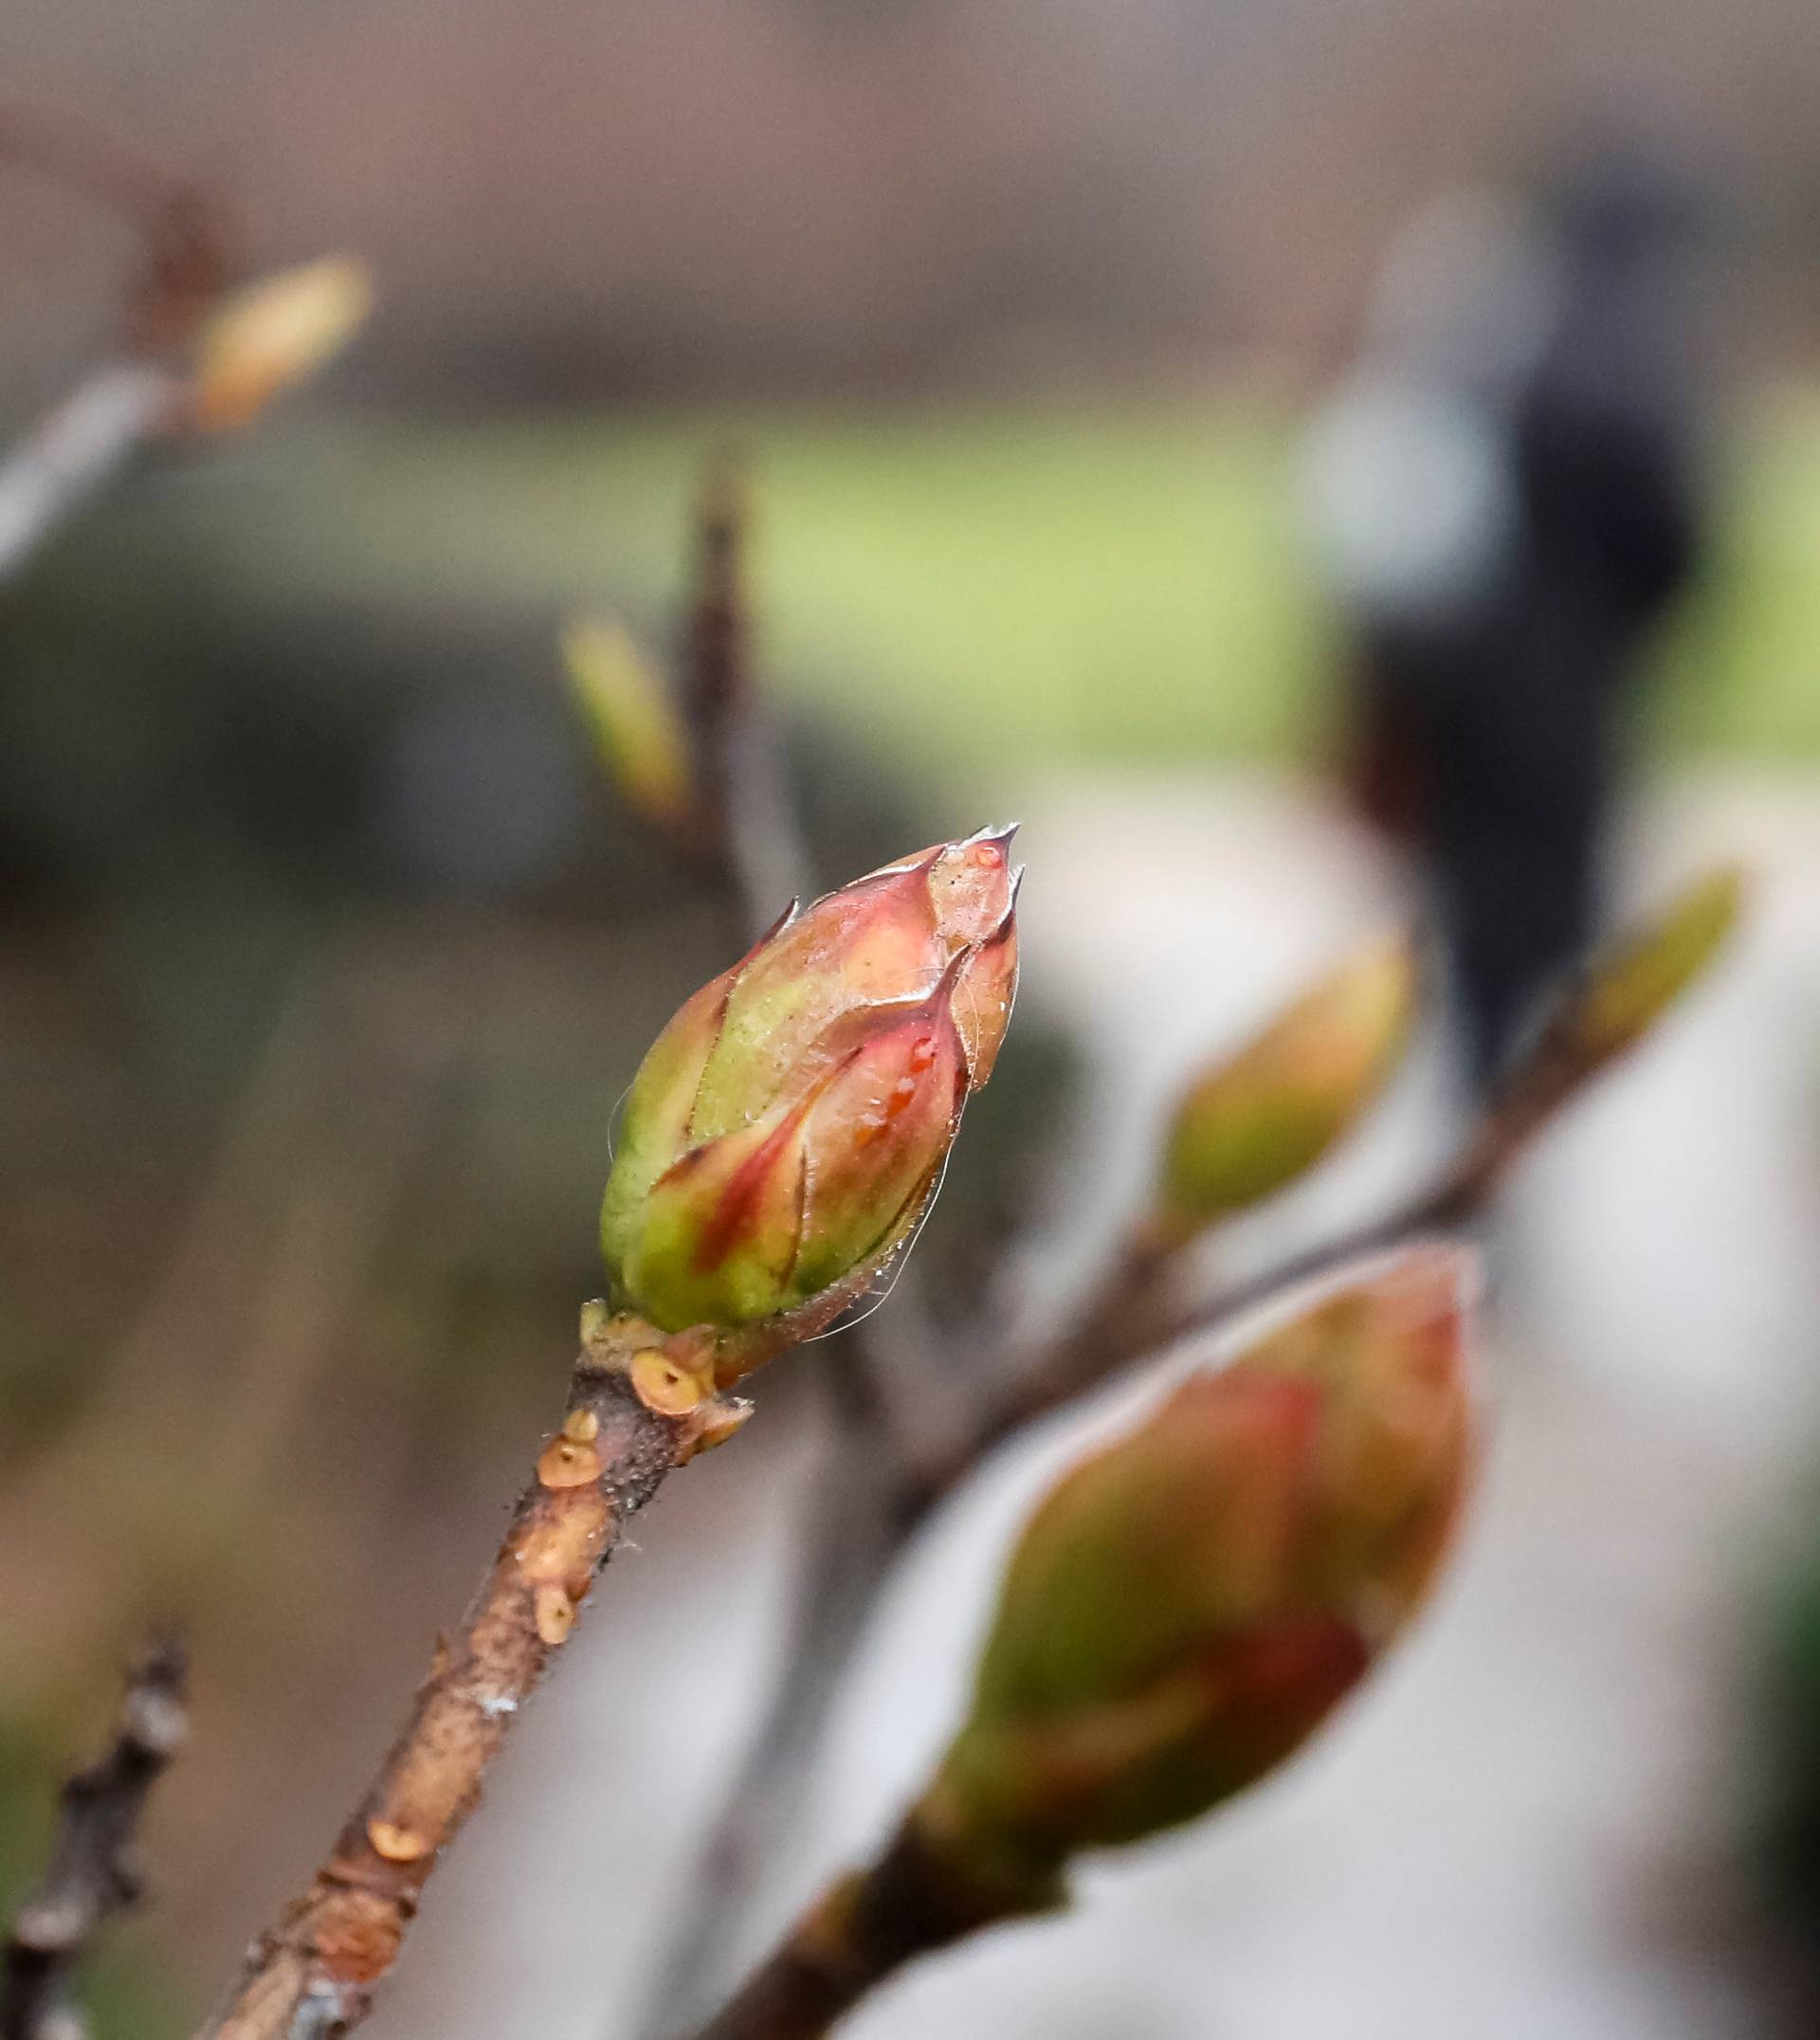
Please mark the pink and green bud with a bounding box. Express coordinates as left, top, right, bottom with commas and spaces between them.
600, 830, 1020, 1347
928, 1247, 1474, 1867
1152, 936, 1417, 1243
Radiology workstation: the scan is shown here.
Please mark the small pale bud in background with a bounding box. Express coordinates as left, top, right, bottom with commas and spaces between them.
562, 620, 697, 834
1569, 865, 1743, 1065
1152, 936, 1417, 1242
191, 256, 373, 433
600, 830, 1020, 1347
929, 1247, 1473, 1867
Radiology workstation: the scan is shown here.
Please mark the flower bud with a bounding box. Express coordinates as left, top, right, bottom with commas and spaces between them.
600, 830, 1020, 1346
930, 1247, 1473, 1867
1567, 865, 1743, 1066
191, 257, 373, 433
1152, 937, 1416, 1243
562, 619, 697, 834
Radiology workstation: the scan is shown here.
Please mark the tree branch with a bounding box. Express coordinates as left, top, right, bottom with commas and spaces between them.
687, 1814, 1054, 2040
193, 1324, 746, 2040
2, 1634, 190, 2040
0, 103, 240, 586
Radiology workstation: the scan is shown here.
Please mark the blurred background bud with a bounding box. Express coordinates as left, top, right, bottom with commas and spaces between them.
929, 1247, 1474, 1868
190, 255, 373, 433
1566, 864, 1744, 1066
562, 619, 697, 837
1150, 936, 1418, 1243
599, 830, 1020, 1341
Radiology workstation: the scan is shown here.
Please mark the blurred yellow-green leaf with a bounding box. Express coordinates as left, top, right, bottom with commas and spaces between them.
191, 256, 373, 435
562, 618, 698, 835
1152, 935, 1417, 1242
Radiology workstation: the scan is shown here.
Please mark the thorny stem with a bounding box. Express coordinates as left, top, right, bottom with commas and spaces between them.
193, 1322, 746, 2040
687, 1813, 1057, 2040
2, 1634, 190, 2040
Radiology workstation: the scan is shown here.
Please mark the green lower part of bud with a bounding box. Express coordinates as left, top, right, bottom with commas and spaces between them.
1157, 1095, 1363, 1236
935, 1612, 1371, 1860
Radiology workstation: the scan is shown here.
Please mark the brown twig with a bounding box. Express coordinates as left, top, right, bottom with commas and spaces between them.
2, 1634, 190, 2040
194, 1323, 745, 2040
687, 1812, 1056, 2040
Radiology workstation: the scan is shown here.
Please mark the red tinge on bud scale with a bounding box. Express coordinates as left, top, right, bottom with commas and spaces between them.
600, 830, 1020, 1347
928, 1247, 1475, 1866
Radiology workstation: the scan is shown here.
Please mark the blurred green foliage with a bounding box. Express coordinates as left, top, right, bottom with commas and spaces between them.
103, 382, 1820, 777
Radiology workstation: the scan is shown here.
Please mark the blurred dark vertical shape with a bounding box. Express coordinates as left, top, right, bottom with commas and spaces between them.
1304, 134, 1722, 1093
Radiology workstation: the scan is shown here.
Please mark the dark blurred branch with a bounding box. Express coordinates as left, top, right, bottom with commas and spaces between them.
1, 1634, 189, 2040
0, 365, 181, 584
914, 981, 1608, 1496
680, 452, 812, 936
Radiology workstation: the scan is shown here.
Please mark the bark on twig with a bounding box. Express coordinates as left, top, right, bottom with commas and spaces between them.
1, 1634, 190, 2040
195, 1331, 742, 2040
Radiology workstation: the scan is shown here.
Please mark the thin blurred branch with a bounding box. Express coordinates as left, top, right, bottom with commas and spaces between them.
0, 102, 240, 584
680, 450, 811, 938
0, 364, 183, 584
633, 1436, 902, 2036
1, 1634, 189, 2040
622, 464, 986, 2040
